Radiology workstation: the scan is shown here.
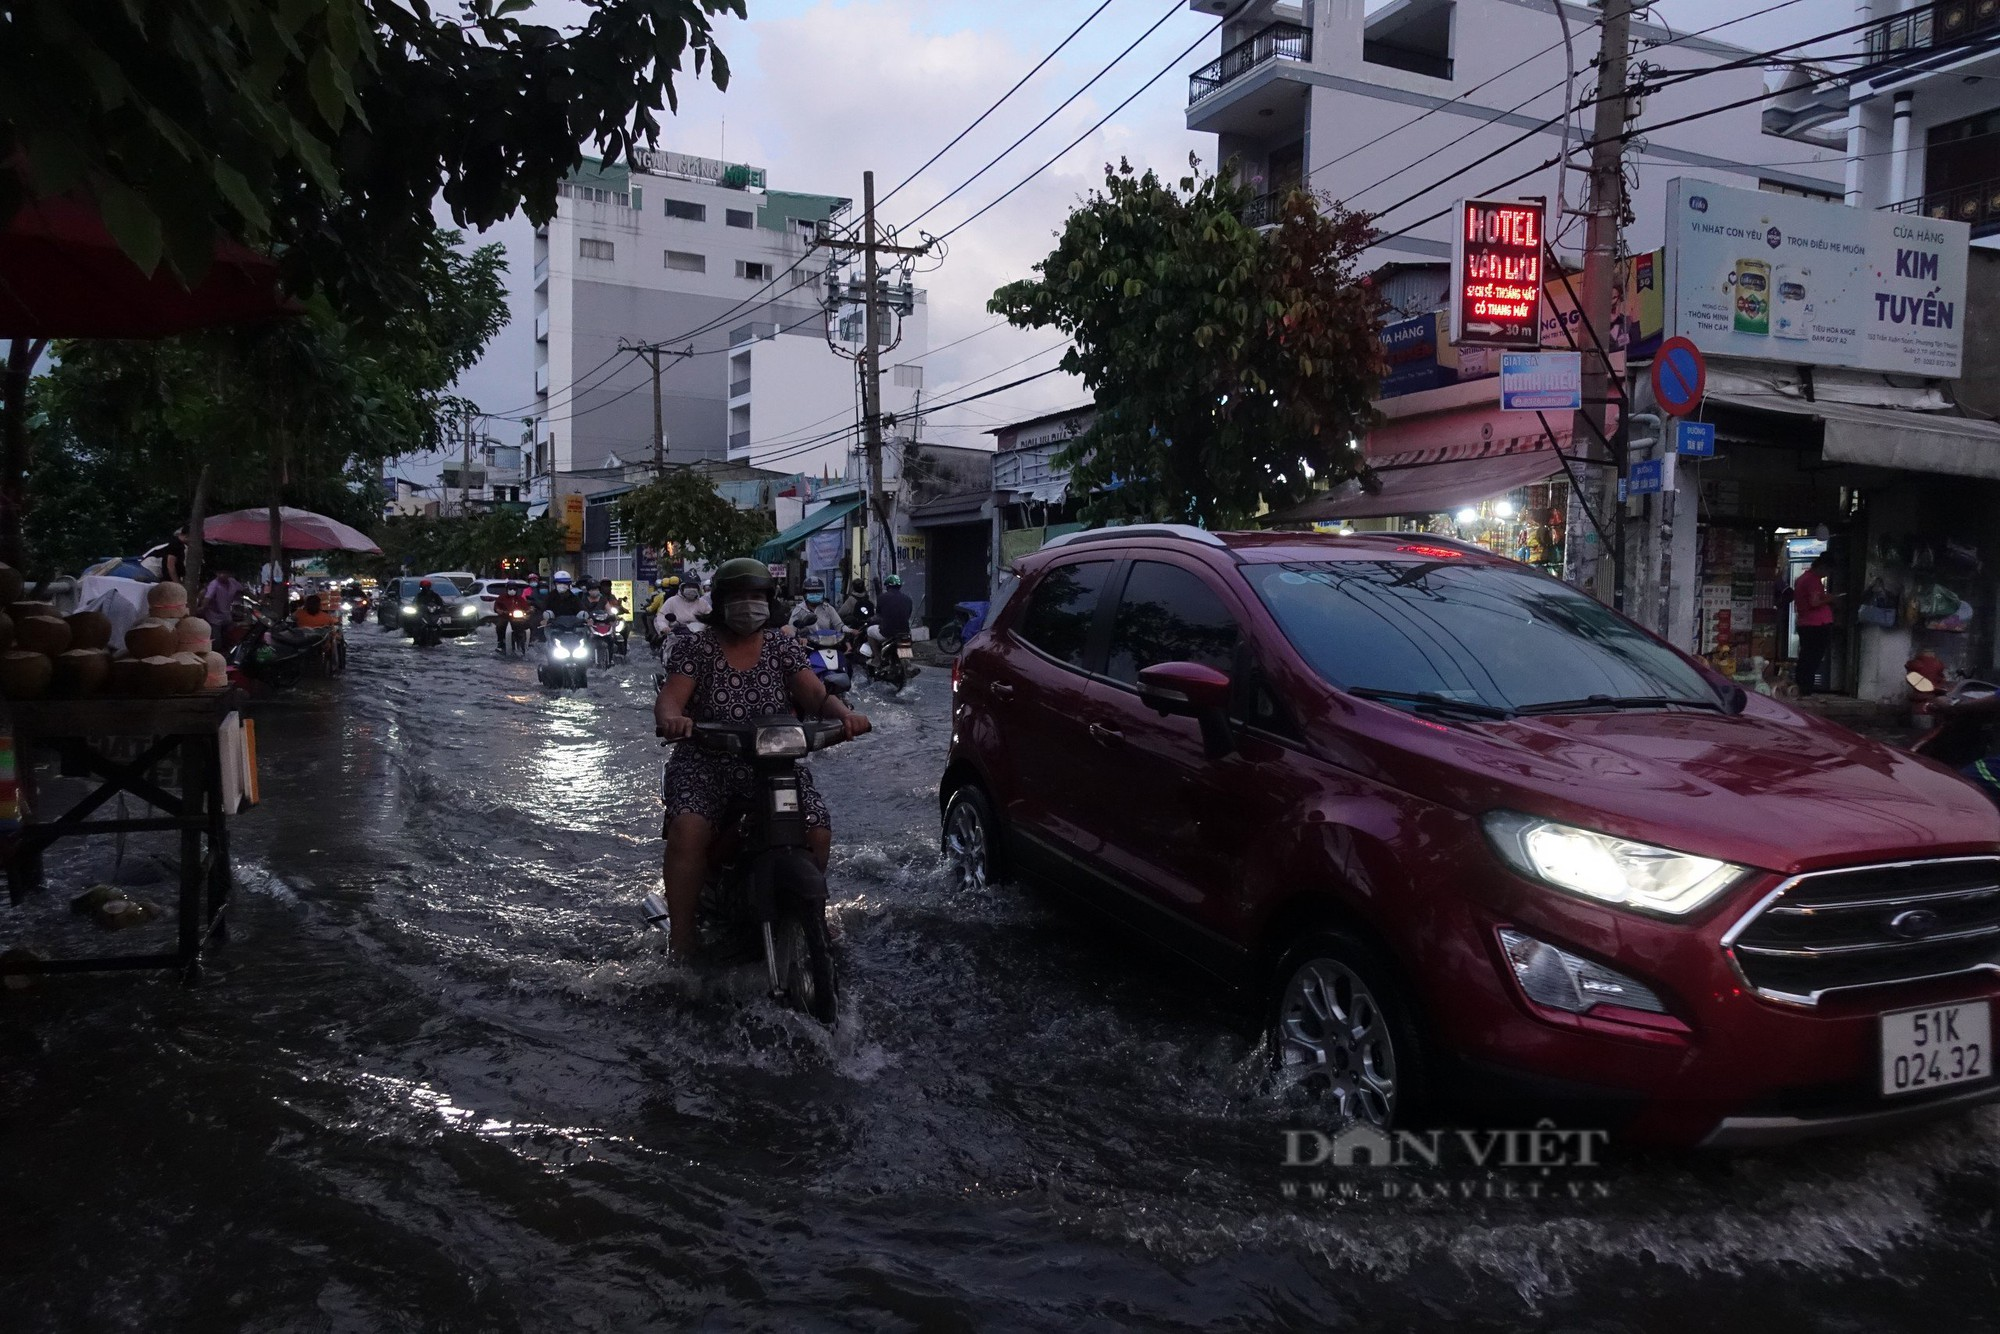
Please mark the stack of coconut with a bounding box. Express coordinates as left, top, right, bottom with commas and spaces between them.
0, 566, 227, 700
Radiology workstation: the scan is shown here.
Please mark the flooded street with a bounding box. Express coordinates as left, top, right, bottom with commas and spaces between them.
4, 627, 1999, 1331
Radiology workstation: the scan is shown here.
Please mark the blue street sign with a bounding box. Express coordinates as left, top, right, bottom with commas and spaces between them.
1628, 458, 1665, 495
1673, 420, 1716, 457
636, 546, 660, 582
1499, 351, 1583, 411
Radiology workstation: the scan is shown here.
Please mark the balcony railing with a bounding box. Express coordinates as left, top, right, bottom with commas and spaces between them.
729, 430, 751, 453
533, 257, 549, 288
1189, 22, 1311, 106
1242, 189, 1295, 228
1864, 0, 2000, 61
729, 377, 752, 398
1887, 174, 2000, 235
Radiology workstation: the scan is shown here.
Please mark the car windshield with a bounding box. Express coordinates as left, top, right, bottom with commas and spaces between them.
1248, 558, 1720, 715
401, 579, 458, 597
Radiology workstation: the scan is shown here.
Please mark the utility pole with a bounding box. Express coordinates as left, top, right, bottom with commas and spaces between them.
1579, 0, 1634, 612
817, 171, 928, 582
618, 340, 692, 474
459, 404, 473, 517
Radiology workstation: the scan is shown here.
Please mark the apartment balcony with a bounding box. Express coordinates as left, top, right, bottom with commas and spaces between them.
534, 310, 549, 343
729, 430, 751, 453
729, 377, 752, 399
1241, 189, 1295, 229
1189, 22, 1311, 107
1863, 0, 2000, 66
533, 256, 549, 289
1888, 174, 2000, 237
534, 363, 549, 395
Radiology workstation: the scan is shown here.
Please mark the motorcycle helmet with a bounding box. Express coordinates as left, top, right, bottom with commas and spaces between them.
884, 573, 903, 588
419, 578, 432, 587
553, 571, 573, 586
803, 576, 825, 606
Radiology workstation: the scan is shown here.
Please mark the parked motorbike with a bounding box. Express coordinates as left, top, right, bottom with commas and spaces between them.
1910, 678, 2000, 796
231, 609, 334, 688
932, 599, 990, 656
540, 619, 589, 688
641, 716, 850, 1023
802, 627, 851, 698
506, 607, 530, 656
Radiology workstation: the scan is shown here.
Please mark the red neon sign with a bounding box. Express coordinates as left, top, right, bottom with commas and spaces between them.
1451, 198, 1544, 350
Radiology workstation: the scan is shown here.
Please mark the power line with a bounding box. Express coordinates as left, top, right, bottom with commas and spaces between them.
932, 17, 1224, 243
878, 0, 1121, 208
901, 0, 1189, 233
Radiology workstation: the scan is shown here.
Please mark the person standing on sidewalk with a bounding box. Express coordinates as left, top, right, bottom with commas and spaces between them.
1794, 553, 1837, 696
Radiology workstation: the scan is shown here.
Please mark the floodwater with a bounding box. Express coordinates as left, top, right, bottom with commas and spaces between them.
2, 625, 1997, 1331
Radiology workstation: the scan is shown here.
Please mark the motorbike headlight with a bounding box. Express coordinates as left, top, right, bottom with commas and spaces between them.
1483, 812, 1745, 917
753, 724, 809, 758
402, 604, 417, 615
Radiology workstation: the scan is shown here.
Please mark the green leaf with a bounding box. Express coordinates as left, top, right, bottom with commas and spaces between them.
211, 162, 271, 234
91, 176, 165, 274
306, 45, 353, 130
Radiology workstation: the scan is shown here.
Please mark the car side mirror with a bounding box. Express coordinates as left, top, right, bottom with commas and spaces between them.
1138, 662, 1235, 758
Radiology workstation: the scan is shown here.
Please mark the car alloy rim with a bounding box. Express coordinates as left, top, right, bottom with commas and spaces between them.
944, 799, 987, 892
1278, 958, 1398, 1126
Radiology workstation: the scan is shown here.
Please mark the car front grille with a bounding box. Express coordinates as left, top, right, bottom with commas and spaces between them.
1723, 856, 2000, 1004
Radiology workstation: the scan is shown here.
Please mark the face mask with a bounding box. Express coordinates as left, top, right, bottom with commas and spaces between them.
806, 594, 823, 606
682, 588, 700, 600
723, 599, 765, 635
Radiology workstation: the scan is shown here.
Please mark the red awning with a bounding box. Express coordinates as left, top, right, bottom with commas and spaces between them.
1277, 446, 1581, 522
0, 191, 291, 338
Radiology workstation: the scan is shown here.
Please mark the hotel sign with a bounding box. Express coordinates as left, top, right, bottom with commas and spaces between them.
1451, 198, 1545, 350
629, 149, 767, 190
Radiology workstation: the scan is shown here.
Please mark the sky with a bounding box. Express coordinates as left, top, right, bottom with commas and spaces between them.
430, 0, 1855, 479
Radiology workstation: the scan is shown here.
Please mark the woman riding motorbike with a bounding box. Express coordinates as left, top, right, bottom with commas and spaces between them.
653, 558, 869, 962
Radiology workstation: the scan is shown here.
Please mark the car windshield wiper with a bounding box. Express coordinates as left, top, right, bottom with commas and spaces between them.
1513, 694, 1725, 716
1346, 687, 1516, 721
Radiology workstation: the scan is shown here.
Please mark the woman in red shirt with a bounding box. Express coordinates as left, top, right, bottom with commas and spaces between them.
1794, 553, 1836, 696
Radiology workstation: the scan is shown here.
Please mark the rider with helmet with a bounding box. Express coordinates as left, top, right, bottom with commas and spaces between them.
658, 573, 709, 640
542, 570, 585, 624
874, 573, 914, 641
653, 558, 870, 962
790, 575, 846, 639
414, 577, 446, 618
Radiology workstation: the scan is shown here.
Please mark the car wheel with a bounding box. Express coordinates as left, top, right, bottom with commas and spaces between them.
942, 784, 999, 892
1270, 932, 1424, 1129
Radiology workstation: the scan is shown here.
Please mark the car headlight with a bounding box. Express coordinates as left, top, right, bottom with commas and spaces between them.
1483, 812, 1745, 917
460, 604, 477, 616
1498, 929, 1668, 1014
754, 724, 808, 758
402, 604, 417, 615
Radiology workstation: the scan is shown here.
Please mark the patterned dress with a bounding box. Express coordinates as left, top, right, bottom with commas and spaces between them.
660, 630, 830, 831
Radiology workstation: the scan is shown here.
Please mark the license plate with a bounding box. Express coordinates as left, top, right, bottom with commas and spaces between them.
896, 646, 913, 659
822, 652, 840, 669
772, 789, 799, 814
1880, 1001, 1990, 1096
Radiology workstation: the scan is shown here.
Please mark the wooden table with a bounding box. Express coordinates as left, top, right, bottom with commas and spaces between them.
2, 691, 244, 982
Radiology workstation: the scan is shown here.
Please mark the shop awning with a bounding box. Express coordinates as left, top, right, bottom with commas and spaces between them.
754, 498, 861, 563
1708, 391, 2000, 481
909, 491, 991, 528
1273, 446, 1578, 522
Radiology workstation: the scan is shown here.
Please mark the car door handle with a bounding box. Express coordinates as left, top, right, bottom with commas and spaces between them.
1088, 723, 1123, 743
989, 682, 1015, 699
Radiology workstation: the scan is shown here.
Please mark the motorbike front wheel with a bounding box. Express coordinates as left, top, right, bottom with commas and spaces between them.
594, 638, 612, 669
934, 625, 963, 656
771, 909, 838, 1024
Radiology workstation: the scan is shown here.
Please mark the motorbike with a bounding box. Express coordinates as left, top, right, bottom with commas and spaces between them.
801, 626, 850, 698
1910, 678, 2000, 794
932, 600, 990, 656
505, 607, 530, 656
539, 618, 589, 689
858, 629, 918, 691
410, 604, 446, 648
231, 609, 335, 688
586, 609, 620, 668
641, 716, 849, 1023
342, 592, 372, 625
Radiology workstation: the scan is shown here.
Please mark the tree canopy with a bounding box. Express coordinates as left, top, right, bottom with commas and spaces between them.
371, 508, 565, 580
990, 159, 1383, 527
615, 469, 774, 566
0, 0, 742, 313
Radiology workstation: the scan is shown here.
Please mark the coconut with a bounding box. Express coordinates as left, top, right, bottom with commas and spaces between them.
52, 648, 110, 697
123, 618, 176, 660
14, 615, 70, 658
146, 581, 190, 618
65, 609, 113, 651
0, 650, 51, 699
202, 650, 229, 690
0, 563, 24, 607
137, 655, 180, 696
172, 616, 212, 653
8, 600, 56, 622
108, 656, 149, 696
164, 652, 206, 695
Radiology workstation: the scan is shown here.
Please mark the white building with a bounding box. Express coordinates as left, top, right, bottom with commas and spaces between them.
1185, 0, 1845, 279
530, 151, 929, 504
1766, 0, 2000, 244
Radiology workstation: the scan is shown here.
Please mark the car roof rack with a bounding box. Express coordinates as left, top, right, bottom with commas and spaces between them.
1040, 524, 1229, 551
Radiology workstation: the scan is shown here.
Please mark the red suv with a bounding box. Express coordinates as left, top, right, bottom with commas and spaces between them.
939, 526, 2000, 1145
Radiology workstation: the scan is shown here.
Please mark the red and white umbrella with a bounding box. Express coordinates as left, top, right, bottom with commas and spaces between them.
203, 507, 380, 554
